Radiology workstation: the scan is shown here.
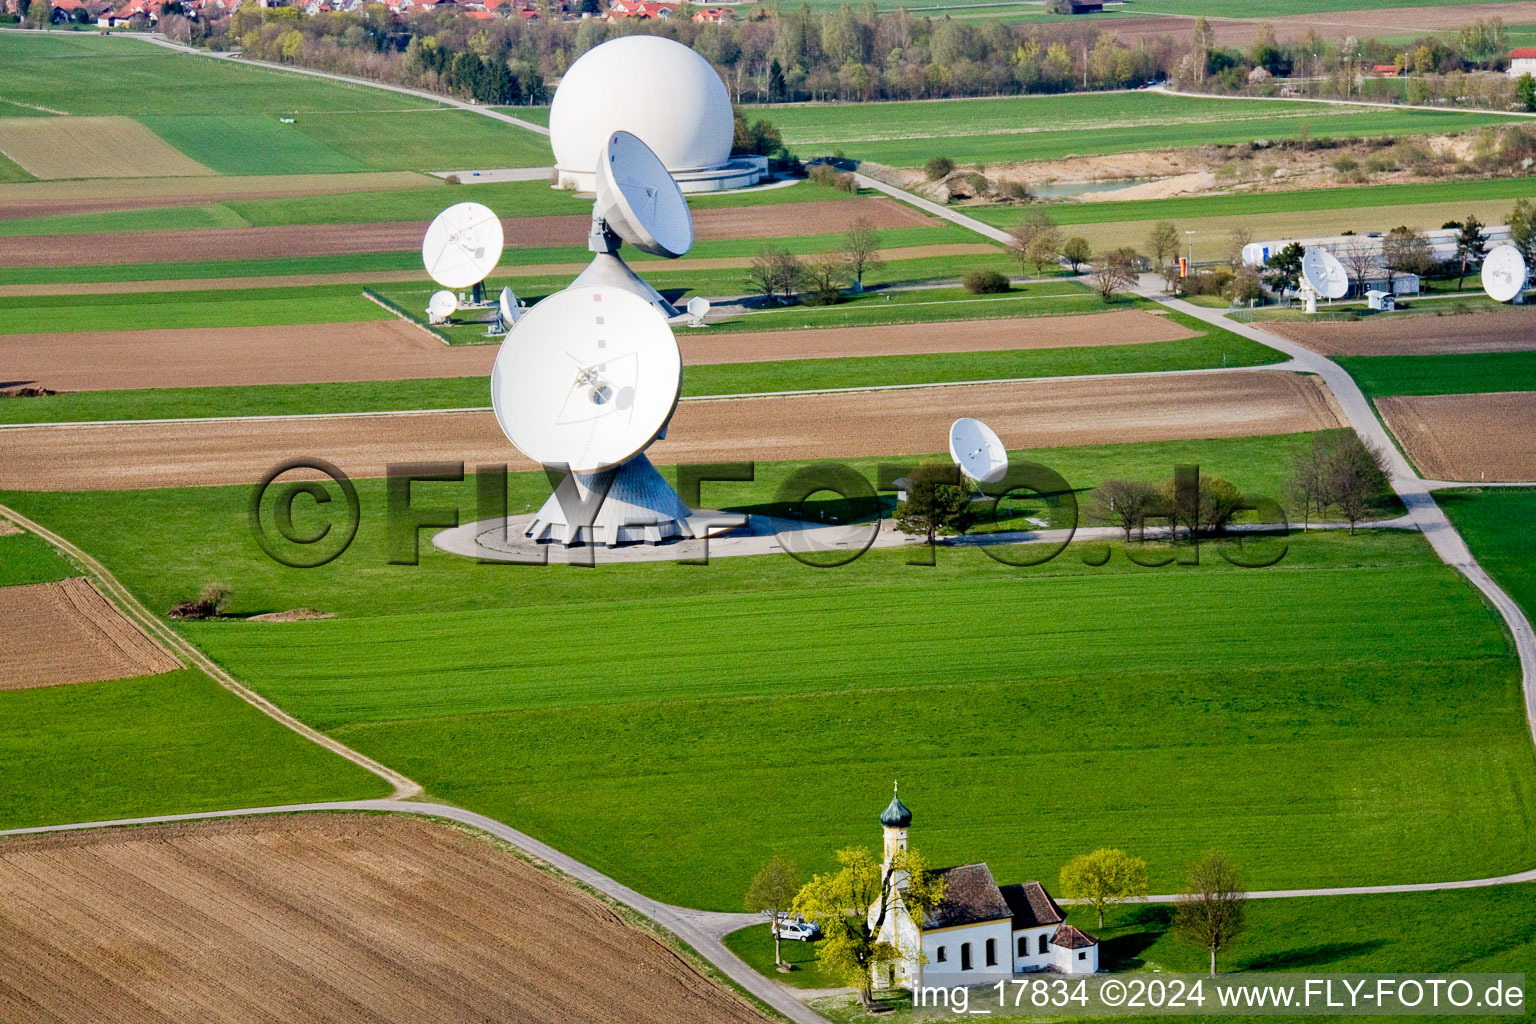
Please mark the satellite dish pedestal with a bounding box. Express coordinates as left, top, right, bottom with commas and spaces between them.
526, 453, 696, 546
1302, 285, 1317, 314
572, 249, 682, 319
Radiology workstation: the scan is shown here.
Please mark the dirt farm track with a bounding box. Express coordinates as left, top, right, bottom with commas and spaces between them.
0, 815, 768, 1024
0, 370, 1343, 491
1377, 391, 1536, 482
0, 198, 930, 267
2, 310, 1196, 393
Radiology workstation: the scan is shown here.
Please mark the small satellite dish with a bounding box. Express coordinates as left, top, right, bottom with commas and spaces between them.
1300, 246, 1349, 300
422, 202, 504, 290
427, 289, 457, 324
498, 285, 523, 326
491, 285, 682, 473
595, 130, 693, 259
685, 295, 710, 327
1482, 244, 1528, 303
949, 417, 1008, 485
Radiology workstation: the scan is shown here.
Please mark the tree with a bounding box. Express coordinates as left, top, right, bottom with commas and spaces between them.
1224, 226, 1253, 268
1146, 220, 1180, 288
1172, 851, 1246, 976
1059, 849, 1148, 928
1226, 267, 1263, 305
1062, 236, 1091, 274
745, 856, 801, 969
1008, 209, 1057, 275
1324, 434, 1388, 534
1382, 225, 1433, 284
1509, 198, 1536, 268
895, 462, 976, 545
1453, 215, 1488, 290
924, 155, 955, 181
1263, 241, 1305, 295
1339, 237, 1378, 299
1088, 479, 1160, 542
839, 217, 884, 292
747, 246, 804, 306
802, 252, 850, 305
1518, 72, 1536, 113
1285, 433, 1332, 532
793, 846, 946, 1008
1025, 229, 1061, 277
1163, 473, 1244, 538
1090, 248, 1138, 302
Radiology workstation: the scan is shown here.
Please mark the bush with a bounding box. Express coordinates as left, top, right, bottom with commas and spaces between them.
834, 171, 858, 193
169, 582, 230, 620
996, 180, 1032, 202
808, 163, 839, 187
1331, 154, 1358, 172
924, 156, 955, 181
962, 269, 1010, 294
1179, 266, 1234, 297
1364, 154, 1394, 173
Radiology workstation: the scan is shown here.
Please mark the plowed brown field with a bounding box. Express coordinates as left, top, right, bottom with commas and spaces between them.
1377, 392, 1536, 482
1102, 3, 1536, 46
1268, 308, 1536, 356
2, 198, 930, 267
5, 310, 1190, 392
0, 371, 1342, 490
0, 577, 179, 689
0, 815, 769, 1024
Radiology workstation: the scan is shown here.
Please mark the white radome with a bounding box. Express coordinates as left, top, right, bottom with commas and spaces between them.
550, 36, 733, 179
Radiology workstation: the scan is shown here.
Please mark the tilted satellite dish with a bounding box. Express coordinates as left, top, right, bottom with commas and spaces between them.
422, 202, 504, 291
427, 289, 458, 324
1482, 244, 1528, 303
491, 285, 681, 474
685, 295, 710, 327
949, 417, 1008, 486
595, 129, 694, 259
1301, 246, 1349, 300
498, 285, 523, 326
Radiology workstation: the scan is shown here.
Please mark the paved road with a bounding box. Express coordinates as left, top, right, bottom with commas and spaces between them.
0, 800, 820, 1024
853, 171, 1015, 246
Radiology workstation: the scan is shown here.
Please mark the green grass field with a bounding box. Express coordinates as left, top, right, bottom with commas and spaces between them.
765, 92, 1516, 167
5, 434, 1529, 910
0, 284, 389, 334
1438, 488, 1536, 631
0, 668, 393, 830
0, 251, 426, 285
0, 527, 79, 586
1338, 352, 1536, 401
967, 178, 1536, 232
0, 33, 550, 174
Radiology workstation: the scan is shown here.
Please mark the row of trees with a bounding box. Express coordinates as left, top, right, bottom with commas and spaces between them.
746, 843, 1248, 1003
160, 1, 1530, 111
744, 216, 885, 305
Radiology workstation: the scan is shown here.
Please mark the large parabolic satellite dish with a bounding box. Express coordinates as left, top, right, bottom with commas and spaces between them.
949, 417, 1008, 485
1482, 244, 1528, 303
422, 202, 504, 290
596, 129, 694, 259
1300, 246, 1349, 300
491, 285, 682, 474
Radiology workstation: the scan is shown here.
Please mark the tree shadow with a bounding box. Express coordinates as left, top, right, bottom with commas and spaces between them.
1242, 941, 1386, 971
1100, 905, 1173, 971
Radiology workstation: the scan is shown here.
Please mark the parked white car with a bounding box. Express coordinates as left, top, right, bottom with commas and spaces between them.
773, 919, 821, 942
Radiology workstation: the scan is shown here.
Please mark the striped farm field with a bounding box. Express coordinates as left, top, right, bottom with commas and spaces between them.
0, 115, 214, 179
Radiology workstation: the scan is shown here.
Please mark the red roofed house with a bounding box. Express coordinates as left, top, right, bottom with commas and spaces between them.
1509, 48, 1536, 78
606, 0, 673, 19
869, 788, 1099, 993
1370, 63, 1399, 76
48, 0, 83, 23
692, 6, 732, 21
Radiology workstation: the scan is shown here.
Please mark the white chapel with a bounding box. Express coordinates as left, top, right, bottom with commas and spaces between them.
871, 787, 1099, 991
